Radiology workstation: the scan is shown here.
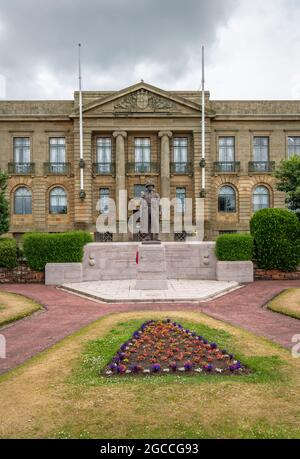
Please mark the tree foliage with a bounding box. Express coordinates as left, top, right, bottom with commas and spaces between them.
0, 169, 9, 236
274, 155, 300, 212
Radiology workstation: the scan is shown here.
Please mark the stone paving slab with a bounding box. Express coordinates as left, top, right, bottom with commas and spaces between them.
61, 279, 239, 302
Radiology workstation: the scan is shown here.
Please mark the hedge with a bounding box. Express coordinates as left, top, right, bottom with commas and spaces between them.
22, 231, 93, 271
250, 208, 300, 272
215, 233, 254, 261
0, 238, 18, 269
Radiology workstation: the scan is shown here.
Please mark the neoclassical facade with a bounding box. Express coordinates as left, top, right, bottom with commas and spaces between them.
1, 81, 297, 241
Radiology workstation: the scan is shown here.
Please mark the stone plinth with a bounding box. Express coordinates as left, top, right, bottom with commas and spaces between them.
135, 243, 168, 290
45, 263, 82, 285
216, 261, 254, 283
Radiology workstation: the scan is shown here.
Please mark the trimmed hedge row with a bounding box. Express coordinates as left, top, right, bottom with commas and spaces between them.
22, 231, 93, 271
250, 208, 300, 272
0, 238, 18, 268
215, 233, 254, 261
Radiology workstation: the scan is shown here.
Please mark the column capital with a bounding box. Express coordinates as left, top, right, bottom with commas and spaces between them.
158, 131, 172, 139
113, 130, 127, 139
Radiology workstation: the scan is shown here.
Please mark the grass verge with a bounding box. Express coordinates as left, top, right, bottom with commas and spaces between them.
267, 288, 300, 320
0, 291, 42, 327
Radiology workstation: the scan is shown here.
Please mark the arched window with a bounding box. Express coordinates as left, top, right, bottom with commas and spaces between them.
49, 187, 67, 214
253, 185, 270, 212
218, 185, 236, 213
14, 187, 32, 215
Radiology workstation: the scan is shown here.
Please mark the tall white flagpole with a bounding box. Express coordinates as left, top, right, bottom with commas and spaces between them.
201, 45, 206, 192
78, 43, 84, 195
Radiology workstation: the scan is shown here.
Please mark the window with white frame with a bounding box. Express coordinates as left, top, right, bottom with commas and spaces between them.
253, 185, 270, 212
14, 187, 32, 215
97, 138, 112, 172
288, 137, 300, 158
49, 187, 67, 214
13, 137, 31, 173
173, 138, 188, 172
134, 138, 151, 172
49, 138, 66, 173
218, 185, 236, 213
99, 188, 110, 214
253, 137, 269, 162
218, 137, 235, 162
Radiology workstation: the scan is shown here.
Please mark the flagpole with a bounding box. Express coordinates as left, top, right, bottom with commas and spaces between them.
78, 43, 85, 198
201, 45, 206, 192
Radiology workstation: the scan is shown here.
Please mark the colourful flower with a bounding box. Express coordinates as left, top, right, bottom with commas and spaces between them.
151, 364, 161, 373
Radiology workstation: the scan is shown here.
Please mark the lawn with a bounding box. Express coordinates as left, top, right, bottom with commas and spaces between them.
267, 288, 300, 320
0, 310, 299, 439
0, 291, 42, 327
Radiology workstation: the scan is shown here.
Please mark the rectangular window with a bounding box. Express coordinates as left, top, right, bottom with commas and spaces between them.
134, 138, 151, 172
97, 138, 112, 172
173, 138, 188, 172
253, 137, 269, 162
218, 136, 235, 162
176, 187, 186, 213
99, 188, 110, 214
288, 136, 300, 158
13, 137, 30, 173
49, 137, 66, 173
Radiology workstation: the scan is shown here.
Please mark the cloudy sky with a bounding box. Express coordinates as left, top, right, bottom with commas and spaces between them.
0, 0, 300, 100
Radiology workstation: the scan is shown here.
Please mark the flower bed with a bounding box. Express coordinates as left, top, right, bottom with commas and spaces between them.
104, 320, 249, 376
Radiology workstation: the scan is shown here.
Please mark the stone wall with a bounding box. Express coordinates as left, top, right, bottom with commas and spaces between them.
0, 263, 44, 283
254, 268, 300, 281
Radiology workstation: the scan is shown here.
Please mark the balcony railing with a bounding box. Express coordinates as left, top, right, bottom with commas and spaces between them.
92, 162, 115, 175
170, 162, 193, 174
214, 161, 240, 173
44, 162, 71, 175
126, 162, 160, 174
8, 162, 35, 175
248, 161, 275, 173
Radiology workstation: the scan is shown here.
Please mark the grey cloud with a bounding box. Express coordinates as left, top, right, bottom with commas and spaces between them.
0, 0, 237, 98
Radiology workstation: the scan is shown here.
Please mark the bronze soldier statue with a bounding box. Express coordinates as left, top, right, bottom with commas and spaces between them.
140, 180, 160, 241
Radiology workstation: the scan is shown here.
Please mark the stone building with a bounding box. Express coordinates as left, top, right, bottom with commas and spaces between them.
0, 81, 297, 241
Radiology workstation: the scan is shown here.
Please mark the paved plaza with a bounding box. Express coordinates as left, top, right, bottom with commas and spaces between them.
61, 279, 239, 302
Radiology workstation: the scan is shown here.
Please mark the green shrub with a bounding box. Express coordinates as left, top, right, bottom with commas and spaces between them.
216, 233, 254, 261
250, 208, 300, 272
0, 238, 18, 268
22, 231, 93, 271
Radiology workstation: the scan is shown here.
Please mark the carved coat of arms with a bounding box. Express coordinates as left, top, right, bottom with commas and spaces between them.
136, 90, 149, 109
114, 89, 173, 112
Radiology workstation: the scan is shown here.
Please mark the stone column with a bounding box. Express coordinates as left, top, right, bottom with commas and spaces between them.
113, 130, 127, 225
159, 131, 172, 198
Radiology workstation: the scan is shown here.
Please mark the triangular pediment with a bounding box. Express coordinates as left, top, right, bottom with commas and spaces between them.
71, 82, 215, 117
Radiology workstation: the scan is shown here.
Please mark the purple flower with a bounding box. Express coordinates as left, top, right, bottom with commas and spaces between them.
116, 365, 126, 374
109, 363, 117, 371
204, 364, 214, 372
132, 331, 141, 339
130, 365, 142, 374
203, 340, 208, 345
229, 354, 234, 360
151, 364, 161, 373
229, 365, 236, 372
221, 349, 227, 355
184, 361, 193, 371
197, 336, 203, 341
118, 352, 126, 361
210, 343, 217, 349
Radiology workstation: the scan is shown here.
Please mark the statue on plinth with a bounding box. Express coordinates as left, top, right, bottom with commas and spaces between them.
140, 180, 160, 241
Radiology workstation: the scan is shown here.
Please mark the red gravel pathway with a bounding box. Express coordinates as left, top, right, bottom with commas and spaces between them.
0, 280, 299, 375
